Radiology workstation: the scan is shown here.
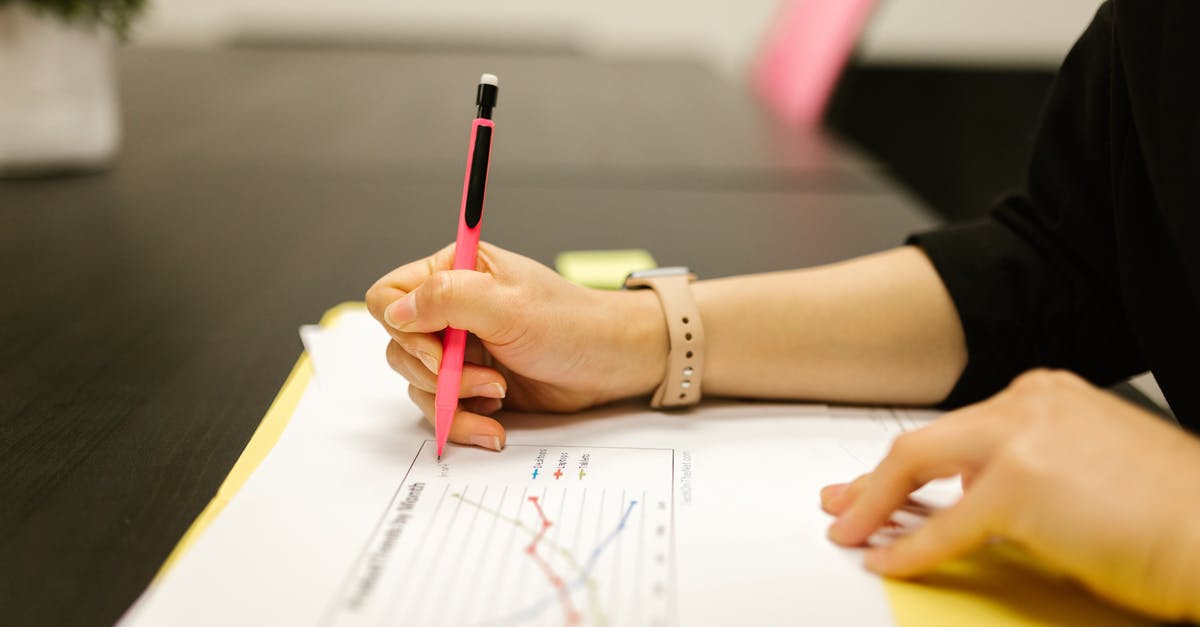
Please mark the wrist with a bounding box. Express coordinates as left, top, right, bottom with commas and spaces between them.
1173, 501, 1200, 621
599, 288, 668, 402
1177, 451, 1200, 621
1156, 438, 1200, 621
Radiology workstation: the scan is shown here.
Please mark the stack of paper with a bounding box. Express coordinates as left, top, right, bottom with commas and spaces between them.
119, 305, 1147, 627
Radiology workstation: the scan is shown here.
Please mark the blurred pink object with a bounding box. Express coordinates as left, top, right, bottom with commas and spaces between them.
753, 0, 878, 128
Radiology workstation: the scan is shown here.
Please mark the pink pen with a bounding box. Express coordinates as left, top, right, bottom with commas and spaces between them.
435, 73, 499, 460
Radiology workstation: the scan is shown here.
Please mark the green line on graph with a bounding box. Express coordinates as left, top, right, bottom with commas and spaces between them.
450, 492, 608, 626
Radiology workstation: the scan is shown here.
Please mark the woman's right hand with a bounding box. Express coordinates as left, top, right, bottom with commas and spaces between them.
365, 242, 667, 451
821, 369, 1200, 621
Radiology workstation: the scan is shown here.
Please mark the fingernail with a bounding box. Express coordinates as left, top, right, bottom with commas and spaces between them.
384, 294, 417, 327
471, 382, 506, 399
864, 548, 889, 573
820, 483, 848, 507
469, 434, 503, 451
416, 351, 439, 374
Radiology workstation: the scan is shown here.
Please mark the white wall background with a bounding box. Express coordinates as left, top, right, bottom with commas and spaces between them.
132, 0, 1105, 75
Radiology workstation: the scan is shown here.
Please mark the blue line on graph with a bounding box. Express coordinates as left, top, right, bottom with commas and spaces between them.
579, 501, 637, 579
479, 500, 638, 627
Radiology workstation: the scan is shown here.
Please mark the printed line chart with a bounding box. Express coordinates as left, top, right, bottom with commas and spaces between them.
327, 443, 675, 627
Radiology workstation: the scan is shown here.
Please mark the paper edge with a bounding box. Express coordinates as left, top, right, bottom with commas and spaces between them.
151, 301, 367, 581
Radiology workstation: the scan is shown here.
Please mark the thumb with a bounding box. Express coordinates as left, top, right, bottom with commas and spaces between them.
383, 269, 517, 342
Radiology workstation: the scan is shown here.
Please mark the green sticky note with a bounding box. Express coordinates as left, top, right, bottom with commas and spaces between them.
555, 249, 657, 290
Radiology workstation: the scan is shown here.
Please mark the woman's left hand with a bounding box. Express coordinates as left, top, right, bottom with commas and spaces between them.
821, 369, 1200, 622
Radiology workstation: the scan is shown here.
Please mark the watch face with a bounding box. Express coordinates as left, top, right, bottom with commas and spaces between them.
627, 266, 691, 280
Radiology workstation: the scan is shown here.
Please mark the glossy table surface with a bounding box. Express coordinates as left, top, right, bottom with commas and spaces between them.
0, 47, 937, 626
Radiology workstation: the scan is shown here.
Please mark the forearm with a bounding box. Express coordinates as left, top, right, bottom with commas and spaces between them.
686, 246, 966, 405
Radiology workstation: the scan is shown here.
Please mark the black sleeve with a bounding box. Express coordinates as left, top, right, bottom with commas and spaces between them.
908, 1, 1147, 408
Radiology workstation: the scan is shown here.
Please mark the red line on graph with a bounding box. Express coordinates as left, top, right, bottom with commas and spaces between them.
527, 496, 553, 548
525, 496, 581, 626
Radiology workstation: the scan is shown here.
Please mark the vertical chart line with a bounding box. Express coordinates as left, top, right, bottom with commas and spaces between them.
594, 489, 607, 570
571, 487, 588, 565
509, 486, 548, 616
633, 489, 647, 623
479, 486, 529, 617
608, 489, 627, 624
571, 486, 606, 625
669, 449, 678, 627
429, 485, 489, 624
404, 484, 470, 626
379, 481, 451, 623
462, 485, 509, 626
524, 494, 581, 625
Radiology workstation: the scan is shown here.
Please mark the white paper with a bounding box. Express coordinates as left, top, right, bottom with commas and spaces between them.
122, 309, 951, 627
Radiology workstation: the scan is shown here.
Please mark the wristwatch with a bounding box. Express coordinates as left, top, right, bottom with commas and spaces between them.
624, 267, 705, 408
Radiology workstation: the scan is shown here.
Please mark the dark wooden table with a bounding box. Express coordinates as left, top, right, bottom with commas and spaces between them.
0, 47, 937, 626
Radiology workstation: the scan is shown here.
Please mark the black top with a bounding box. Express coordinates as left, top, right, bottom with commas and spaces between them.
909, 1, 1200, 430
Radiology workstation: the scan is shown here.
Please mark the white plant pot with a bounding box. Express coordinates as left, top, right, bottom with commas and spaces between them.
0, 4, 121, 177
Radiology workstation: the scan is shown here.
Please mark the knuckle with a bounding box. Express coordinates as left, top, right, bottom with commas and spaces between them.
990, 442, 1045, 538
475, 242, 497, 273
995, 437, 1048, 485
426, 246, 456, 278
365, 279, 388, 315
390, 333, 417, 354
1011, 368, 1057, 393
386, 343, 427, 385
425, 271, 457, 305
409, 385, 436, 423
1042, 368, 1080, 389
1011, 368, 1080, 394
887, 432, 921, 459
385, 342, 408, 373
1007, 369, 1072, 422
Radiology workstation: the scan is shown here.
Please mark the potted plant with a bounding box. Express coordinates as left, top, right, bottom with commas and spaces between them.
0, 0, 147, 177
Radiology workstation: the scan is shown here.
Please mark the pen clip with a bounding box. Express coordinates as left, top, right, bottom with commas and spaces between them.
464, 124, 492, 229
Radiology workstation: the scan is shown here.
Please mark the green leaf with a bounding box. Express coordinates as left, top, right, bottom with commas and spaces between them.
11, 0, 149, 39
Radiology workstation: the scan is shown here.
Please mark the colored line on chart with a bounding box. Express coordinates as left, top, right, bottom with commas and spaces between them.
449, 493, 603, 625
525, 497, 581, 625
486, 500, 640, 627
579, 501, 637, 578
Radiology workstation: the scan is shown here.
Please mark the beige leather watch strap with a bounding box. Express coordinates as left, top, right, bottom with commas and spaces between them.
624, 268, 704, 408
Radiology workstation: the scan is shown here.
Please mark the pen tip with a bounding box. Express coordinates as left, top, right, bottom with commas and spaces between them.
479, 73, 499, 87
